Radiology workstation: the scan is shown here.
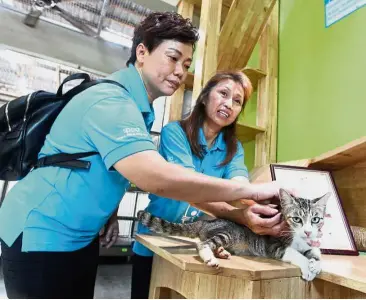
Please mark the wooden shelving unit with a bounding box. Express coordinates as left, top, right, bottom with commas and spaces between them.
236, 122, 266, 143
184, 68, 266, 92
184, 72, 194, 90
247, 136, 366, 298
243, 68, 267, 90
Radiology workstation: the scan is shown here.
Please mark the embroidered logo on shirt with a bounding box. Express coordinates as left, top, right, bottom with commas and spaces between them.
167, 155, 178, 163
122, 127, 148, 138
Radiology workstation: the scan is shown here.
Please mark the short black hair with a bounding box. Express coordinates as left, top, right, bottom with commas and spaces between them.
126, 12, 199, 66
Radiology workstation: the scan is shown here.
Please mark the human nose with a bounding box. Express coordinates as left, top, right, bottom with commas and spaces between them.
223, 98, 233, 109
173, 62, 185, 79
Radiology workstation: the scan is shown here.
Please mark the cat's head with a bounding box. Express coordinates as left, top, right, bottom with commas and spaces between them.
279, 188, 330, 240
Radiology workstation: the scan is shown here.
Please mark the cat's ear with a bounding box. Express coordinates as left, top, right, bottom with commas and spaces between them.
279, 188, 295, 207
313, 192, 331, 207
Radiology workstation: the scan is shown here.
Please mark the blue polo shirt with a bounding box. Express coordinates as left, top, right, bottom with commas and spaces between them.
0, 64, 156, 252
133, 121, 249, 256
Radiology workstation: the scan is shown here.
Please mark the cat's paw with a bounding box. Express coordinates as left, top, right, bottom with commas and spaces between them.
310, 247, 321, 260
205, 257, 220, 268
298, 260, 317, 281
214, 247, 231, 259
309, 258, 322, 275
305, 247, 321, 261
198, 246, 220, 268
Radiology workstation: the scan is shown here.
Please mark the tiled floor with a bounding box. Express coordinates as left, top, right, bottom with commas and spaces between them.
94, 260, 132, 299
0, 270, 5, 299
0, 258, 132, 299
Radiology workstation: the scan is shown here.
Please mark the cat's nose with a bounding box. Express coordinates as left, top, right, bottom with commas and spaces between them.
304, 231, 311, 237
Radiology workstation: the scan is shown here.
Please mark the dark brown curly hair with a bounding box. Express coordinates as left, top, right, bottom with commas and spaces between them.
126, 12, 199, 66
180, 71, 253, 167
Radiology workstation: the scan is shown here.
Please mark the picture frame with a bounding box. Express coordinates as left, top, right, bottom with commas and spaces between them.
270, 164, 358, 256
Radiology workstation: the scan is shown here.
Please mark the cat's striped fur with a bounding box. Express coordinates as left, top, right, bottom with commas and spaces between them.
137, 189, 330, 281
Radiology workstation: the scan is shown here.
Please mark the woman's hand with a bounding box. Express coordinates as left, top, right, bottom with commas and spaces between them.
99, 213, 119, 248
226, 203, 287, 236
250, 181, 295, 202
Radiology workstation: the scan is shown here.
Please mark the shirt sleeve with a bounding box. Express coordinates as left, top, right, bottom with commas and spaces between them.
159, 122, 195, 171
82, 96, 156, 170
223, 142, 249, 179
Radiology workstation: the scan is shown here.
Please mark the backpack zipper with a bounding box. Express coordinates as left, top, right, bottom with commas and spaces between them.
5, 93, 33, 132
23, 93, 32, 122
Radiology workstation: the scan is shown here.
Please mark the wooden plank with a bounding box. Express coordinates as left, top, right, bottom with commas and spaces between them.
136, 234, 301, 281
218, 0, 277, 71
259, 277, 306, 299
308, 278, 366, 299
168, 0, 194, 122
216, 276, 259, 298
149, 255, 218, 299
168, 85, 186, 122
236, 122, 266, 143
317, 255, 366, 294
234, 0, 277, 69
331, 160, 366, 228
183, 72, 194, 90
230, 0, 263, 69
255, 0, 278, 167
249, 159, 311, 183
243, 68, 266, 90
191, 0, 222, 106
150, 255, 259, 299
310, 136, 366, 170
185, 68, 266, 91
185, 0, 232, 10
218, 0, 255, 70
177, 0, 194, 17
145, 237, 366, 298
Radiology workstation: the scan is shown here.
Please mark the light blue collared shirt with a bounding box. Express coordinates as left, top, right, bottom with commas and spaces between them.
0, 65, 156, 252
133, 121, 249, 256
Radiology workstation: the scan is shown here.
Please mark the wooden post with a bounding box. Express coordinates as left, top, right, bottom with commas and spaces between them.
255, 1, 278, 167
218, 0, 277, 71
167, 0, 194, 122
191, 0, 222, 108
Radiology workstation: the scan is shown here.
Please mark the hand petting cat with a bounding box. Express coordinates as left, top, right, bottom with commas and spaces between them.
225, 203, 287, 236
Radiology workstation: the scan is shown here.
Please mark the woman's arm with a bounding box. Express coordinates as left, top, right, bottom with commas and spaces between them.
188, 177, 286, 236
83, 98, 287, 205
114, 151, 284, 204
191, 177, 249, 217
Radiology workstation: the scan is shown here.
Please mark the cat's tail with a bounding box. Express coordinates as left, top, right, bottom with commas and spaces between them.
137, 210, 202, 238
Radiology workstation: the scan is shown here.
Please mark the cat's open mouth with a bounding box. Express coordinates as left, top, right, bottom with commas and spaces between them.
306, 238, 321, 247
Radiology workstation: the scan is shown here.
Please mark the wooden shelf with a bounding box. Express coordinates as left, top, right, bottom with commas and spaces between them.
319, 255, 366, 294
137, 234, 300, 280
310, 136, 366, 170
184, 72, 194, 90
242, 68, 267, 90
236, 122, 266, 143
184, 68, 266, 92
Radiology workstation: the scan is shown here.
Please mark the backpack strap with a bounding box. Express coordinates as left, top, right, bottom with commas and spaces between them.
56, 73, 92, 97
62, 79, 128, 100
34, 152, 98, 170
35, 79, 128, 171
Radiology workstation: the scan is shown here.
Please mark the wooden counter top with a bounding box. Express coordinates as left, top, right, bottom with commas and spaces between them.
136, 234, 301, 281
318, 255, 366, 293
136, 234, 366, 293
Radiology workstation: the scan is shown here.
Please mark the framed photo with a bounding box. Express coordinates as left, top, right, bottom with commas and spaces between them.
270, 164, 358, 256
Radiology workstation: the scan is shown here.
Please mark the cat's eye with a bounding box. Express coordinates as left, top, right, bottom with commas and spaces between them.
312, 217, 321, 224
291, 217, 302, 223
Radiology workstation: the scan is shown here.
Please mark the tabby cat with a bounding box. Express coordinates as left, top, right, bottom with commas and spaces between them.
137, 188, 330, 281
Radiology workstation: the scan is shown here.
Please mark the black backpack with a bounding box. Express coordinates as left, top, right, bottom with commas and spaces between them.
0, 73, 126, 181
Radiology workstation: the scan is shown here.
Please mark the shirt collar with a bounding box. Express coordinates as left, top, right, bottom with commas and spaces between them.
198, 127, 226, 152
107, 64, 153, 114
